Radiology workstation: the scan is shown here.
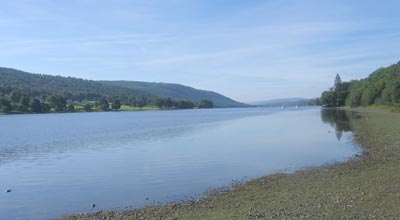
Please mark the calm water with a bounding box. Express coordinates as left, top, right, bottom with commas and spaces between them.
0, 107, 360, 219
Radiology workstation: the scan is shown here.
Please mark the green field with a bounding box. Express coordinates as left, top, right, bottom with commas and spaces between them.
68, 104, 160, 113
119, 105, 159, 111
59, 109, 400, 220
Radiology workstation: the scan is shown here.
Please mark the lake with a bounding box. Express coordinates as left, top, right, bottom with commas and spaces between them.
0, 107, 361, 219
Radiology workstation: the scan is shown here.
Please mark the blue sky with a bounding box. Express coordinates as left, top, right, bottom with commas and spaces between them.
1, 0, 399, 102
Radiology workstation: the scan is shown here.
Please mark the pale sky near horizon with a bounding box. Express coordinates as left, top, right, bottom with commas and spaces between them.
1, 0, 399, 103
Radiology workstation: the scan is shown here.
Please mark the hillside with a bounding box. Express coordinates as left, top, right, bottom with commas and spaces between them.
0, 67, 245, 108
250, 97, 312, 107
0, 67, 152, 102
320, 61, 400, 109
100, 81, 247, 108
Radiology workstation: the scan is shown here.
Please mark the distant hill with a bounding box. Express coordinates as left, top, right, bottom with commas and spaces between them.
100, 81, 247, 108
0, 67, 246, 108
250, 97, 312, 107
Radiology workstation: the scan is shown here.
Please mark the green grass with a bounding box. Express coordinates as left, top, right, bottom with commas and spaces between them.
58, 109, 400, 220
119, 105, 159, 111
342, 104, 400, 113
66, 103, 160, 112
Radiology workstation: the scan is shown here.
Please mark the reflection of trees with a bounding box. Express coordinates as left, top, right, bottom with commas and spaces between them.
320, 109, 354, 141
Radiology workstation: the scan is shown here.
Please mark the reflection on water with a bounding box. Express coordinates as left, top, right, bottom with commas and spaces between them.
0, 107, 361, 220
320, 108, 357, 141
0, 109, 271, 166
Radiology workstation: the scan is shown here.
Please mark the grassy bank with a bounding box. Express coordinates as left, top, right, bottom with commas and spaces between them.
58, 109, 400, 220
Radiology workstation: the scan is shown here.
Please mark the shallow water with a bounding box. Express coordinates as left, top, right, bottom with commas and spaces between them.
0, 107, 360, 219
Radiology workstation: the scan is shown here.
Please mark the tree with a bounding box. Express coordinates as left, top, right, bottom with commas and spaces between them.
334, 74, 342, 89
177, 100, 195, 109
30, 98, 42, 113
165, 97, 173, 109
41, 103, 51, 113
10, 91, 21, 103
320, 74, 351, 107
136, 96, 147, 109
155, 98, 165, 109
112, 99, 121, 110
84, 103, 93, 112
0, 97, 13, 113
19, 96, 30, 107
129, 96, 137, 109
14, 103, 28, 112
47, 95, 67, 111
320, 91, 337, 107
198, 99, 214, 108
67, 103, 75, 112
96, 97, 110, 111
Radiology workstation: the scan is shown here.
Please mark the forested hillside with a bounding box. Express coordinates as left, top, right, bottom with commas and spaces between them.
320, 61, 400, 109
0, 67, 223, 113
0, 67, 153, 101
100, 81, 247, 108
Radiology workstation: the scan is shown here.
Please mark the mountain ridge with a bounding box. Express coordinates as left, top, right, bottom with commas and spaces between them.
250, 97, 313, 107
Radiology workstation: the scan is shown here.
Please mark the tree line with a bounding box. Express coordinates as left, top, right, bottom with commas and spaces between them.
0, 91, 214, 114
320, 62, 400, 110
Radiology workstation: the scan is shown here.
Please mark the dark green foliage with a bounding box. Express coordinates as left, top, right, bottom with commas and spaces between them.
30, 98, 43, 113
10, 91, 21, 102
198, 99, 214, 108
20, 96, 30, 107
47, 95, 67, 111
345, 81, 363, 107
0, 97, 13, 113
136, 96, 147, 109
96, 97, 110, 111
14, 103, 29, 112
177, 100, 195, 109
128, 96, 137, 109
83, 103, 93, 112
155, 97, 197, 109
321, 91, 337, 107
67, 104, 75, 112
41, 103, 51, 113
321, 62, 400, 108
111, 99, 121, 110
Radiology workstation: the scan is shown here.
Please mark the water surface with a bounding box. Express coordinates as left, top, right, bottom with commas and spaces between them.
0, 107, 360, 219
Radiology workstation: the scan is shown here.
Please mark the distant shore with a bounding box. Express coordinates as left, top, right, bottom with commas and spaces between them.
0, 105, 161, 116
57, 108, 400, 220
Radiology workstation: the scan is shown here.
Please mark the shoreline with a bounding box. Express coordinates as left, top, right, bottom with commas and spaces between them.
58, 108, 400, 219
